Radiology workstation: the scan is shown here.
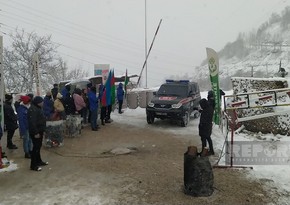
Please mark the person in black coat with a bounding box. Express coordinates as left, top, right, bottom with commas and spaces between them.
199, 98, 214, 155
28, 96, 48, 171
51, 83, 59, 100
207, 89, 225, 110
4, 94, 18, 149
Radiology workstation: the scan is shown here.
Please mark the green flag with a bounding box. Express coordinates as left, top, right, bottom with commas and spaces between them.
206, 48, 220, 125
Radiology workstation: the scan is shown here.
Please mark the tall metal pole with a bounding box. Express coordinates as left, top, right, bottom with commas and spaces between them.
137, 19, 162, 86
145, 0, 148, 88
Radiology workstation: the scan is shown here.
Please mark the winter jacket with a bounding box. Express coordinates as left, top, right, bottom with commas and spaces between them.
117, 83, 124, 101
54, 98, 64, 112
17, 103, 30, 136
4, 101, 18, 130
88, 90, 98, 111
198, 99, 214, 137
73, 93, 86, 111
28, 103, 46, 136
43, 95, 54, 119
61, 87, 69, 99
51, 87, 58, 99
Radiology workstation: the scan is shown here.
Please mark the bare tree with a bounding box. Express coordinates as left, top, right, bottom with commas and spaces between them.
3, 28, 60, 93
66, 64, 89, 80
3, 29, 88, 94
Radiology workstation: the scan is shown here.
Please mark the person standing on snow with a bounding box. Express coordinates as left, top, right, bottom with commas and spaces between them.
4, 94, 18, 149
198, 98, 214, 155
43, 91, 54, 120
117, 83, 125, 114
17, 95, 32, 159
88, 86, 99, 131
28, 96, 48, 171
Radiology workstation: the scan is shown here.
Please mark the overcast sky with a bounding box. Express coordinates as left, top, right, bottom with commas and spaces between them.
1, 0, 289, 87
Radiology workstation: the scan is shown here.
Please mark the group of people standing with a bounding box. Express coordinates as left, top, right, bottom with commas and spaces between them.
56, 82, 125, 131
0, 81, 126, 171
1, 93, 48, 171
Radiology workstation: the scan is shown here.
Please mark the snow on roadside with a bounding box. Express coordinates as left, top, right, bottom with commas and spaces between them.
114, 90, 290, 204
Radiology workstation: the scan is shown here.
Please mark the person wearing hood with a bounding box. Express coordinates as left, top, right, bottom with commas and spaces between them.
28, 96, 48, 171
198, 98, 214, 155
117, 83, 125, 114
4, 94, 18, 149
43, 91, 54, 120
53, 93, 66, 120
17, 95, 32, 158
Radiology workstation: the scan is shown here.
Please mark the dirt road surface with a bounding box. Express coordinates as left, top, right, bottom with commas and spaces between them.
0, 113, 280, 205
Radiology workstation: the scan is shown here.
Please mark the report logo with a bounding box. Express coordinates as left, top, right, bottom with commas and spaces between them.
225, 141, 290, 165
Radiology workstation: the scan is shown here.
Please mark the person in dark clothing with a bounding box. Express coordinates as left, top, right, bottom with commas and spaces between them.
4, 94, 18, 149
51, 83, 59, 100
117, 83, 125, 114
61, 85, 76, 115
88, 86, 99, 131
100, 86, 107, 126
28, 96, 48, 171
81, 89, 89, 124
199, 98, 214, 155
207, 89, 225, 110
207, 90, 215, 110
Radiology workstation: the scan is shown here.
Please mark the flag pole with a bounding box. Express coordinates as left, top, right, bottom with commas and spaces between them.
137, 19, 162, 87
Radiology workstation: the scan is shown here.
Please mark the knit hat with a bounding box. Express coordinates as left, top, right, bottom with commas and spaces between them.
5, 94, 13, 101
56, 93, 62, 99
20, 95, 31, 104
33, 96, 43, 104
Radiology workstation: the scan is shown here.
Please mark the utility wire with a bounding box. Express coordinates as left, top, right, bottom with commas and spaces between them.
0, 0, 195, 62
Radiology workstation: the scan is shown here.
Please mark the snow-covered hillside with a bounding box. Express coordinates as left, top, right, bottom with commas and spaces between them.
193, 8, 290, 91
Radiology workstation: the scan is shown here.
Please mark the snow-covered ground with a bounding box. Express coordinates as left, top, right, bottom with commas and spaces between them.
1, 90, 290, 204
112, 90, 290, 204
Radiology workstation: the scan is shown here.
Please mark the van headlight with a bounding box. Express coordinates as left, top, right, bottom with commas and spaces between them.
148, 102, 155, 107
172, 103, 182, 108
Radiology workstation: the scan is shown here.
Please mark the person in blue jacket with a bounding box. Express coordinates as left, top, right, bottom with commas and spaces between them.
43, 91, 54, 120
88, 86, 99, 131
117, 83, 125, 114
17, 95, 32, 158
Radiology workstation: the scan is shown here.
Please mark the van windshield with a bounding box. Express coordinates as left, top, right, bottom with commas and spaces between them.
157, 84, 188, 97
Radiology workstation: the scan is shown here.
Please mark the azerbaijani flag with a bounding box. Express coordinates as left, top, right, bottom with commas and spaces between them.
105, 70, 112, 105
111, 69, 116, 105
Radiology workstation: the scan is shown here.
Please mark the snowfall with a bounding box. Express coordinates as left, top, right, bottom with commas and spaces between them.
1, 90, 290, 204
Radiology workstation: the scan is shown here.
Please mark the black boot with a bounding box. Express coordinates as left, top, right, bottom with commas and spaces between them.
7, 144, 18, 149
25, 153, 31, 159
